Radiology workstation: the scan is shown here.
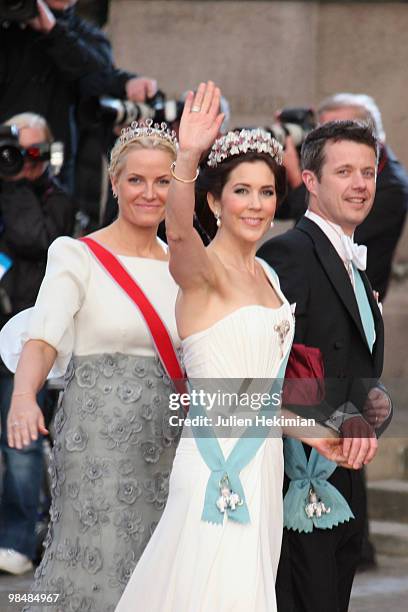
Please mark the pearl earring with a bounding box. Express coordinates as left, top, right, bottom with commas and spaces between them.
215, 211, 221, 228
270, 220, 274, 228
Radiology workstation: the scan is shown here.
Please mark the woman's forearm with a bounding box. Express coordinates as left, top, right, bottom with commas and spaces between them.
280, 408, 339, 440
13, 339, 57, 397
165, 149, 201, 243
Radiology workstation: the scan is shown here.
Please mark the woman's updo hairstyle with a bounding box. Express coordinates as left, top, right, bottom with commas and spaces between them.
195, 150, 287, 241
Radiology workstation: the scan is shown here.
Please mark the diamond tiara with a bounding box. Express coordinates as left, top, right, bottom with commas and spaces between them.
119, 118, 178, 151
207, 128, 283, 168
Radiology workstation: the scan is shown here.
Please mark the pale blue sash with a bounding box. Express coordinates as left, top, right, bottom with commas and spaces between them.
191, 354, 290, 526
354, 265, 376, 353
283, 439, 354, 532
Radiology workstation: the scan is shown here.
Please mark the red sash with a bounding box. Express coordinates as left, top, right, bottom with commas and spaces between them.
80, 237, 188, 409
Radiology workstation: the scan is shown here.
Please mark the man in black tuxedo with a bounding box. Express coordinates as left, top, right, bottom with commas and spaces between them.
258, 120, 392, 612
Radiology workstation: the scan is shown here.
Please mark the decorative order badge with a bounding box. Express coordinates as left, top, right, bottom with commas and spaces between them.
274, 319, 291, 357
304, 487, 331, 519
216, 474, 243, 513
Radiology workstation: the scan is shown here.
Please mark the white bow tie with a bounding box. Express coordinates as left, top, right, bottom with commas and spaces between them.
341, 235, 367, 271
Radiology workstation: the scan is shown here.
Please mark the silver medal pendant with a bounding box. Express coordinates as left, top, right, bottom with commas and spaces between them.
216, 474, 243, 513
304, 487, 331, 519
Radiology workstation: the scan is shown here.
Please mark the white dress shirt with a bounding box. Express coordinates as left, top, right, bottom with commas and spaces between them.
305, 210, 368, 290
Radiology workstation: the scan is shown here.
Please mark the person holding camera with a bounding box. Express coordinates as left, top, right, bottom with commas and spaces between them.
0, 112, 74, 575
0, 0, 158, 195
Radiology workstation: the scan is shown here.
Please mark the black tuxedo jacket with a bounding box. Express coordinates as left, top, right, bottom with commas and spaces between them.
258, 216, 386, 427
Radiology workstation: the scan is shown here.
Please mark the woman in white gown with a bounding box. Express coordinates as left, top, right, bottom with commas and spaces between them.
116, 82, 347, 612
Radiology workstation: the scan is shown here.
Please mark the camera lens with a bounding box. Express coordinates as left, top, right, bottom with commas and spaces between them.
0, 144, 24, 176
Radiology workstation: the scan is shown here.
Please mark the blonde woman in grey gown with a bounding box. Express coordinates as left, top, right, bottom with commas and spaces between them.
0, 123, 182, 611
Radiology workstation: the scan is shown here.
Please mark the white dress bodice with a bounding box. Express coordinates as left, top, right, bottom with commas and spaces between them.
182, 303, 292, 380
0, 236, 180, 376
182, 259, 294, 391
180, 262, 294, 456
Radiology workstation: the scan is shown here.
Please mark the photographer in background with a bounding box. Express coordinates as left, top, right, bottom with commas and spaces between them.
279, 93, 408, 301
0, 112, 74, 575
76, 0, 110, 28
0, 0, 157, 194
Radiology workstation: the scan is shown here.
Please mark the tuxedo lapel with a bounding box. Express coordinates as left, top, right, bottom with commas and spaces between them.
296, 217, 370, 351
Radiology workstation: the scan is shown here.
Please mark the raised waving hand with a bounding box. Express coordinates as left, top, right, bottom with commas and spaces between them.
166, 81, 224, 292
178, 81, 225, 159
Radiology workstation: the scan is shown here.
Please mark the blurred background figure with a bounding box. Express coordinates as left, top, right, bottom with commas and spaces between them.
0, 0, 157, 196
76, 0, 110, 27
0, 0, 110, 194
0, 112, 74, 575
279, 93, 408, 301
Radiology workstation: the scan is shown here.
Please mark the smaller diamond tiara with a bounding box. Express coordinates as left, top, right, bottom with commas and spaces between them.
119, 118, 178, 150
207, 128, 283, 168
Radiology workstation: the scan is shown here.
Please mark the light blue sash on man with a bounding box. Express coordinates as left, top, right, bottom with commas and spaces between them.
353, 265, 376, 353
283, 438, 354, 532
191, 353, 290, 526
283, 264, 375, 532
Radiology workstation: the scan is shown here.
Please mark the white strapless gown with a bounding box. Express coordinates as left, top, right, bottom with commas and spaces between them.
116, 269, 294, 612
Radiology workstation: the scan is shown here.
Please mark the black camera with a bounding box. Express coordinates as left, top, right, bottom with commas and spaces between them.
0, 0, 38, 23
0, 125, 64, 177
268, 107, 316, 150
79, 90, 184, 129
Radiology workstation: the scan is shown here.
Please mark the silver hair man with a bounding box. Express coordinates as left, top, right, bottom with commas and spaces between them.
317, 93, 385, 142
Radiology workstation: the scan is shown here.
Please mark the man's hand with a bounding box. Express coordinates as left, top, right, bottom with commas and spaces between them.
340, 416, 378, 469
125, 77, 158, 102
363, 386, 391, 428
27, 0, 56, 33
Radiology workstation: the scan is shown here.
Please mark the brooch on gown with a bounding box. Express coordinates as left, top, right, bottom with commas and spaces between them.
304, 487, 331, 519
216, 474, 243, 513
274, 320, 291, 357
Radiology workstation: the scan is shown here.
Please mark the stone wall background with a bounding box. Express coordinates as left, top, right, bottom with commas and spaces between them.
107, 1, 408, 166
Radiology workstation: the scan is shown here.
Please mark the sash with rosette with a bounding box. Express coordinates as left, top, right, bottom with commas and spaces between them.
191, 345, 291, 526
282, 346, 354, 532
80, 237, 188, 409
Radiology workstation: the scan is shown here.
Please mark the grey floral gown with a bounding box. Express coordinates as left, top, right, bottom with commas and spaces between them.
10, 237, 182, 612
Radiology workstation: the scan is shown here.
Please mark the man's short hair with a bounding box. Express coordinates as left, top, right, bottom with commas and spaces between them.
301, 120, 379, 181
4, 112, 53, 143
317, 93, 385, 142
